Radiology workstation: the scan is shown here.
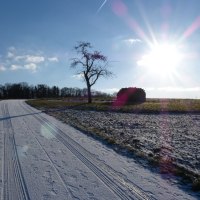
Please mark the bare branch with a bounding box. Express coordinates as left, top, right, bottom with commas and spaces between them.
69, 41, 114, 103
74, 42, 92, 55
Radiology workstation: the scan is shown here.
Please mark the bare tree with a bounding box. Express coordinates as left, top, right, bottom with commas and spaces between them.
70, 42, 113, 103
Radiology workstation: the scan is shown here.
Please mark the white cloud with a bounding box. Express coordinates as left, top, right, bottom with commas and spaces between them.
6, 52, 44, 72
10, 63, 38, 72
123, 38, 142, 45
25, 55, 45, 63
48, 57, 58, 62
13, 55, 45, 63
7, 52, 15, 58
4, 48, 59, 73
112, 37, 142, 51
0, 65, 6, 71
72, 74, 84, 80
10, 65, 22, 71
15, 55, 26, 61
24, 63, 37, 72
6, 47, 45, 64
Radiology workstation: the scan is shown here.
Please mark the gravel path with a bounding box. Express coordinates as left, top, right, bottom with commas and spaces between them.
49, 109, 200, 177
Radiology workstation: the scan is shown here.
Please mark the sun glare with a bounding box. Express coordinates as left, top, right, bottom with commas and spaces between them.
138, 43, 182, 75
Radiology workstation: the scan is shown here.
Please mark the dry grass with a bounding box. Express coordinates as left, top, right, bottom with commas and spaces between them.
26, 98, 200, 113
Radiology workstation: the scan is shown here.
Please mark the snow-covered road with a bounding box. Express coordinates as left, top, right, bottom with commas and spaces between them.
0, 100, 199, 200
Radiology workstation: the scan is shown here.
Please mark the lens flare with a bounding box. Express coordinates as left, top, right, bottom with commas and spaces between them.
137, 43, 182, 75
41, 124, 55, 139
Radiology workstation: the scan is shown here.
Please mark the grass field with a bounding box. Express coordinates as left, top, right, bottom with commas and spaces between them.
27, 97, 200, 113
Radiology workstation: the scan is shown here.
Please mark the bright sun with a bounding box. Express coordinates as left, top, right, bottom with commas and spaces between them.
138, 43, 182, 75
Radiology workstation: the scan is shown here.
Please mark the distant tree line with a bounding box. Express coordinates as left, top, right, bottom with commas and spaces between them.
0, 82, 109, 99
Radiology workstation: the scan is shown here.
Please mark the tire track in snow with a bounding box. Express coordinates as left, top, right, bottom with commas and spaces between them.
22, 119, 72, 199
1, 102, 30, 200
22, 102, 155, 200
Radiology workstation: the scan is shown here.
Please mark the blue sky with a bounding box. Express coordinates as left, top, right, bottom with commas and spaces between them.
0, 0, 200, 98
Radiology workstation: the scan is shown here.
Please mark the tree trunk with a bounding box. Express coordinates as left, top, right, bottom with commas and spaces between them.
85, 75, 92, 104
87, 85, 92, 103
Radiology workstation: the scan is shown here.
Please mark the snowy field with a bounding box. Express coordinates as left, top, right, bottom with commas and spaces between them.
50, 109, 200, 177
0, 100, 199, 199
